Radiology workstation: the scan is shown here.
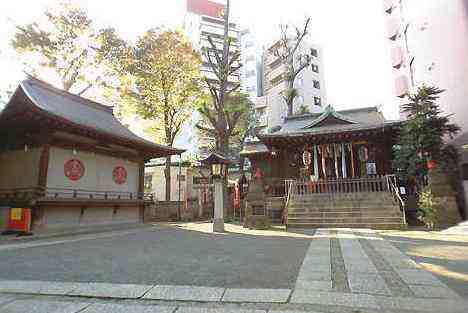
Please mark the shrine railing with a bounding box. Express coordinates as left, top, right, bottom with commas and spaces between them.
292, 175, 391, 195
0, 186, 155, 202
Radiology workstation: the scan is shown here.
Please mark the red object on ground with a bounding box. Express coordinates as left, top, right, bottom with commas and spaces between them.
113, 166, 127, 184
64, 159, 85, 181
7, 208, 31, 233
233, 183, 240, 209
187, 0, 225, 18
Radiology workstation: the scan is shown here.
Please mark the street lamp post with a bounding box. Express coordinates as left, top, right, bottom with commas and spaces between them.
201, 153, 230, 233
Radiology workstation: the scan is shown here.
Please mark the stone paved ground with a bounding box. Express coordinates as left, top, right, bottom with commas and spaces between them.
0, 224, 467, 313
0, 224, 310, 289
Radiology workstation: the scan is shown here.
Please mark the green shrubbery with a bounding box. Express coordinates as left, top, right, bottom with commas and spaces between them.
417, 187, 438, 229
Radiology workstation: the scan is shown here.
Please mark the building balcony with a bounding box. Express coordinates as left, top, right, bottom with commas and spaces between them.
267, 64, 287, 82
255, 96, 268, 108
386, 18, 400, 40
395, 75, 410, 98
383, 0, 395, 14
390, 46, 404, 68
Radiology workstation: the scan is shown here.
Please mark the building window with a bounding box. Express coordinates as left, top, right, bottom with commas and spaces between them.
314, 97, 322, 106
177, 174, 186, 182
245, 41, 254, 48
311, 64, 319, 73
311, 48, 318, 57
313, 80, 320, 89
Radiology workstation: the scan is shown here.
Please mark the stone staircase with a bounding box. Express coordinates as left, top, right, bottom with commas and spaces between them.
287, 192, 406, 230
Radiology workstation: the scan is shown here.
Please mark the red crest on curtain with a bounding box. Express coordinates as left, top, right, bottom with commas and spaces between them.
113, 166, 128, 184
64, 159, 85, 181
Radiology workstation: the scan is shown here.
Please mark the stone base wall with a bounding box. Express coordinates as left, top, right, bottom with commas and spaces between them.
33, 205, 141, 230
145, 200, 207, 222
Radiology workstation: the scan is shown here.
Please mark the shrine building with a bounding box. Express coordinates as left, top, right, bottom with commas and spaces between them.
0, 77, 183, 231
241, 106, 407, 229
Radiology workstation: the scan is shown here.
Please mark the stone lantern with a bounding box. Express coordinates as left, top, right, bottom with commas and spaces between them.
201, 153, 230, 232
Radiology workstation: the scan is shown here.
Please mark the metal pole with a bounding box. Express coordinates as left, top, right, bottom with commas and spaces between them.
178, 153, 182, 220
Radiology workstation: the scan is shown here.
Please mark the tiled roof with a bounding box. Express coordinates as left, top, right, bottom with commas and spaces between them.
3, 77, 184, 157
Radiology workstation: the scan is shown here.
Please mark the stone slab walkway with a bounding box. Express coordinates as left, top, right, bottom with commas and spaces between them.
0, 227, 467, 313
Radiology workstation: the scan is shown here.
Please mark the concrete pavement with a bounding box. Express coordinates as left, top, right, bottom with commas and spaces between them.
0, 224, 467, 312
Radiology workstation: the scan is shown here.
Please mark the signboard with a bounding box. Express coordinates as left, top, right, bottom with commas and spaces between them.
366, 162, 377, 175
113, 166, 128, 185
64, 159, 85, 181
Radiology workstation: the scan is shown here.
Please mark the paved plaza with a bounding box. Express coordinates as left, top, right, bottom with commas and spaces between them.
0, 224, 467, 312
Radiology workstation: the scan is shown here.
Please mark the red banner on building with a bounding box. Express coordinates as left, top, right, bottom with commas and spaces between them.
187, 0, 225, 18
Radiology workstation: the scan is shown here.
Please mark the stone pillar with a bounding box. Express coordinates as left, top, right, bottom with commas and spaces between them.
213, 178, 224, 232
428, 167, 462, 227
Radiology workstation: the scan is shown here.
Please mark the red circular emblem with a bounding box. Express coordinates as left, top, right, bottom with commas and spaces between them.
113, 166, 127, 185
64, 159, 85, 181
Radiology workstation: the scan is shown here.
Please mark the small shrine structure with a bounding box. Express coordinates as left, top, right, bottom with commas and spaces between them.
0, 77, 183, 231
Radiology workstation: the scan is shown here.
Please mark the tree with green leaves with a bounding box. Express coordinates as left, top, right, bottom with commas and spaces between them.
393, 85, 460, 188
196, 92, 255, 160
110, 29, 203, 201
272, 18, 314, 116
11, 2, 118, 96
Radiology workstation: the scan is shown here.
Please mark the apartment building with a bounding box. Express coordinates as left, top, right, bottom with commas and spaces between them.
255, 39, 327, 133
383, 0, 468, 132
383, 0, 468, 217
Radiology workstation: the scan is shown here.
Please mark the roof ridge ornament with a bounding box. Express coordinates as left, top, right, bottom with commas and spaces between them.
302, 104, 358, 129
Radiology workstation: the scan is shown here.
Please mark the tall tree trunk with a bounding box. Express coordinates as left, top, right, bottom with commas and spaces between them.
164, 155, 171, 201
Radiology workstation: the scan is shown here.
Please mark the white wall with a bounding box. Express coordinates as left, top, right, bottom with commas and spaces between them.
147, 166, 188, 202
0, 148, 41, 190
46, 147, 139, 193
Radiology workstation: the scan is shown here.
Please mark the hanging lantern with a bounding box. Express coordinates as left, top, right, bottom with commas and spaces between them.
358, 146, 369, 162
427, 159, 437, 169
302, 150, 312, 166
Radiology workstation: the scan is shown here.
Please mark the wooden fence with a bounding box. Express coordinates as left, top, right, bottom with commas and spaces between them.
291, 175, 391, 195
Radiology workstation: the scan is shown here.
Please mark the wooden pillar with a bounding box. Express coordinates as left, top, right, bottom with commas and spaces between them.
138, 159, 146, 222
341, 143, 347, 178
37, 144, 50, 189
33, 144, 50, 229
334, 144, 339, 178
350, 143, 356, 178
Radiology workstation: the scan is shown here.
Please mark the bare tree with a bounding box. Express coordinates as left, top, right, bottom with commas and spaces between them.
197, 0, 245, 156
272, 18, 314, 116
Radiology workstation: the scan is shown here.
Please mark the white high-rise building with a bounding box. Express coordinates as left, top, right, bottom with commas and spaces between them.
239, 28, 262, 100
255, 39, 327, 133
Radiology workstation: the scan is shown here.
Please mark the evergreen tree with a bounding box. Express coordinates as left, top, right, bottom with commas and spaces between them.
393, 85, 460, 187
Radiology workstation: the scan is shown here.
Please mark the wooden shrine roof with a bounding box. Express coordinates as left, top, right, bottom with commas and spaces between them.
241, 106, 401, 155
0, 77, 184, 158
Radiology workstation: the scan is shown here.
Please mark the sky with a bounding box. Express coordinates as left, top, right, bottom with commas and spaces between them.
0, 0, 399, 119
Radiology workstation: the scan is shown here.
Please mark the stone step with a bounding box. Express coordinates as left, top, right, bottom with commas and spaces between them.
287, 211, 402, 218
290, 199, 396, 205
287, 222, 405, 230
288, 205, 400, 213
287, 217, 404, 224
